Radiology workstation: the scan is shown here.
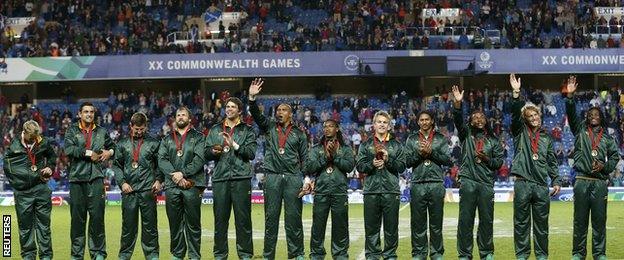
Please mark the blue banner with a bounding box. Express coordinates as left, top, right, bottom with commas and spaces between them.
426, 48, 624, 74
3, 49, 624, 82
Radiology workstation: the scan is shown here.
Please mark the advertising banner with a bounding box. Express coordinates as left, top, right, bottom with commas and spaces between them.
2, 187, 623, 206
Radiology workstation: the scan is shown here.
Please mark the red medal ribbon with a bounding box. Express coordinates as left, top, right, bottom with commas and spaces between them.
131, 136, 143, 163
475, 135, 486, 153
82, 128, 93, 149
588, 126, 604, 153
172, 128, 190, 152
277, 124, 293, 151
418, 129, 434, 145
25, 142, 38, 167
529, 128, 540, 156
373, 133, 388, 148
222, 121, 236, 147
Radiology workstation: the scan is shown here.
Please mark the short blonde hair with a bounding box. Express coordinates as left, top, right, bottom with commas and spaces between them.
23, 120, 41, 135
521, 103, 541, 121
373, 110, 392, 123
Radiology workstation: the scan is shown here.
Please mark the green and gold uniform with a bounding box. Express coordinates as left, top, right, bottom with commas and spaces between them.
565, 98, 620, 260
205, 120, 257, 260
158, 128, 205, 259
4, 136, 57, 260
249, 100, 308, 260
405, 131, 452, 260
356, 134, 405, 260
112, 135, 162, 260
510, 97, 561, 260
304, 140, 355, 260
64, 122, 115, 260
453, 107, 504, 260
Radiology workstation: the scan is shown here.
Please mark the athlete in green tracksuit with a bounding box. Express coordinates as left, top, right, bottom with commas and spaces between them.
64, 102, 116, 260
451, 86, 504, 260
564, 76, 620, 260
304, 119, 355, 260
508, 74, 561, 260
158, 107, 206, 260
112, 112, 162, 260
4, 120, 56, 260
404, 111, 452, 260
356, 110, 406, 260
248, 78, 309, 260
205, 97, 257, 260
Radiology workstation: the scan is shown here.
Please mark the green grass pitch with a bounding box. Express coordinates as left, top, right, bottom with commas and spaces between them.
5, 202, 624, 259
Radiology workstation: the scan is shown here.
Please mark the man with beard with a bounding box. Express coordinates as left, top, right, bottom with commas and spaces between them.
356, 111, 406, 260
4, 120, 56, 260
248, 78, 309, 260
564, 76, 620, 260
205, 97, 257, 260
451, 85, 504, 260
404, 110, 452, 260
64, 102, 115, 260
509, 74, 561, 260
158, 107, 205, 260
304, 119, 355, 260
112, 112, 162, 260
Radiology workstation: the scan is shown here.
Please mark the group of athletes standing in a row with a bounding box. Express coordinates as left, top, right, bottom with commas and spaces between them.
5, 75, 619, 260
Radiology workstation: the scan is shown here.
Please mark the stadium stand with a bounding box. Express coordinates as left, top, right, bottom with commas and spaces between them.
0, 86, 623, 193
3, 0, 624, 57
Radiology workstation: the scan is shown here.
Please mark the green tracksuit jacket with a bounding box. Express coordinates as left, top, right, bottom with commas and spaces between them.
205, 120, 257, 260
249, 100, 308, 259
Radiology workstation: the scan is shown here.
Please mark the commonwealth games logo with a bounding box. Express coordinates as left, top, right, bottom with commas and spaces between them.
344, 55, 360, 71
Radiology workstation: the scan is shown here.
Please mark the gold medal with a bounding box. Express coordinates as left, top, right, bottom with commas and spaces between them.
131, 162, 139, 169
223, 146, 230, 153
31, 165, 38, 172
176, 150, 183, 157
424, 160, 431, 166
532, 153, 539, 160
326, 167, 334, 174
279, 148, 285, 154
591, 149, 598, 157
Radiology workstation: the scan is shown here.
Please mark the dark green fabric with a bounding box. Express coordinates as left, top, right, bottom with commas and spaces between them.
205, 121, 257, 181
510, 98, 560, 186
363, 193, 400, 260
410, 182, 445, 259
69, 179, 107, 259
405, 131, 452, 183
513, 180, 550, 259
3, 137, 57, 191
13, 183, 52, 260
303, 143, 355, 195
304, 141, 353, 260
118, 190, 159, 260
249, 99, 307, 259
111, 136, 163, 192
310, 194, 349, 260
457, 178, 494, 259
165, 187, 203, 259
64, 123, 115, 182
249, 100, 308, 176
572, 179, 608, 259
262, 174, 304, 259
158, 128, 206, 188
212, 179, 253, 260
565, 98, 621, 180
356, 136, 406, 194
452, 107, 504, 184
